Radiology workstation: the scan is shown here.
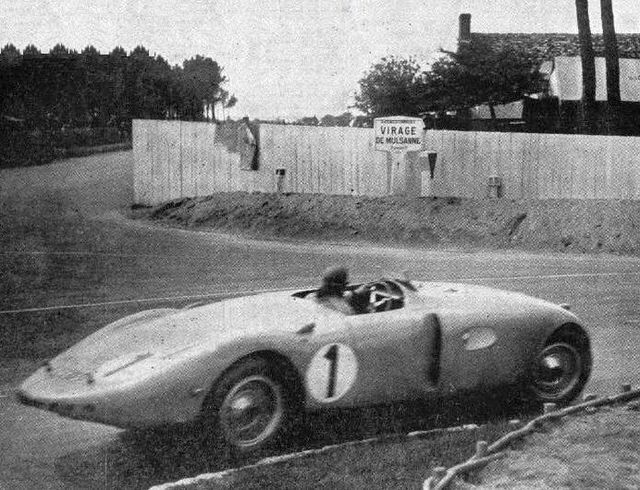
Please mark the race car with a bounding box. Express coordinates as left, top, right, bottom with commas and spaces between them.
17, 273, 592, 455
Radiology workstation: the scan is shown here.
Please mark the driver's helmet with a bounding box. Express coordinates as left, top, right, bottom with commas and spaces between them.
318, 266, 349, 296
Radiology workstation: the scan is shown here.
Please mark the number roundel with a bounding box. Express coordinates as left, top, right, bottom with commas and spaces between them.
306, 343, 358, 403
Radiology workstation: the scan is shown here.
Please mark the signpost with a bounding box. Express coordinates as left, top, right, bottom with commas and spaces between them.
373, 116, 424, 195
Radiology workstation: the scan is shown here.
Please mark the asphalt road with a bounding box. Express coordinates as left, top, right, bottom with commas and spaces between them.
1, 151, 639, 489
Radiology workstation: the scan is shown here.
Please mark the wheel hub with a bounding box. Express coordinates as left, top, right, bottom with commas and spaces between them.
540, 354, 565, 382
219, 375, 282, 448
532, 342, 582, 400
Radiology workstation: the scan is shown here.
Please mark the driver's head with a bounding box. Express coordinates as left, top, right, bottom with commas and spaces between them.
318, 266, 349, 296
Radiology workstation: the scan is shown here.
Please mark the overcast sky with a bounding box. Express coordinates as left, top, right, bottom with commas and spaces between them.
2, 1, 638, 120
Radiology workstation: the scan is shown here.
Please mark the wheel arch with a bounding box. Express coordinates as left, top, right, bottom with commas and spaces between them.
546, 321, 592, 380
546, 322, 591, 355
200, 349, 306, 417
526, 321, 592, 405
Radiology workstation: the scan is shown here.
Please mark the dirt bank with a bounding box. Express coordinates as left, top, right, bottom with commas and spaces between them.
134, 193, 640, 256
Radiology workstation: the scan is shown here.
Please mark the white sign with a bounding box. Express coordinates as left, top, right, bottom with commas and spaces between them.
306, 343, 358, 403
374, 116, 424, 152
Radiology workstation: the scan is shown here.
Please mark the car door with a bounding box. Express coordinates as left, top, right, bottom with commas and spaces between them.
340, 309, 441, 407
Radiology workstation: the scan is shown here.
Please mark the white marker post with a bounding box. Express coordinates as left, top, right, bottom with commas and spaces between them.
374, 116, 424, 196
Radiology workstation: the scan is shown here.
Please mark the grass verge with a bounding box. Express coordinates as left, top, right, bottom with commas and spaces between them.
172, 421, 517, 490
478, 406, 640, 489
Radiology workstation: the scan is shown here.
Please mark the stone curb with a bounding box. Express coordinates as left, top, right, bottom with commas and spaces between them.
423, 384, 640, 490
148, 423, 483, 490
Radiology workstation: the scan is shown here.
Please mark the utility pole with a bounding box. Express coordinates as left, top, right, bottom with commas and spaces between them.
575, 0, 597, 133
601, 0, 621, 134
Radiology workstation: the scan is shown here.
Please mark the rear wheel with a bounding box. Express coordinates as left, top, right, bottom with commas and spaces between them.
528, 329, 591, 405
203, 357, 298, 455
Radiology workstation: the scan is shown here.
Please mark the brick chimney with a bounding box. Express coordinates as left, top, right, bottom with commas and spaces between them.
459, 13, 471, 44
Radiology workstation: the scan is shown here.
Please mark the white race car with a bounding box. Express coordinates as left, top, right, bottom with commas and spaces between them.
18, 276, 592, 454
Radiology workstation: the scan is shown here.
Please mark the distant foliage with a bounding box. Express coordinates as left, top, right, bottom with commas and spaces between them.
354, 56, 422, 118
354, 43, 540, 119
416, 38, 542, 114
0, 43, 234, 132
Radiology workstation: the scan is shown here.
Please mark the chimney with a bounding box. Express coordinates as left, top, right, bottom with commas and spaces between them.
459, 13, 471, 44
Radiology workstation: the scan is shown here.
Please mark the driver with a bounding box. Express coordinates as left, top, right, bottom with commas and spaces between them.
314, 266, 356, 315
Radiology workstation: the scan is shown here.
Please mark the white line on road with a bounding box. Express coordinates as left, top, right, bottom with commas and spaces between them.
468, 271, 640, 282
1, 270, 638, 315
0, 250, 185, 259
0, 289, 283, 315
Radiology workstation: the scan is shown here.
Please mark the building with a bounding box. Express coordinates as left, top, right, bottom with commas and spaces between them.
459, 13, 640, 134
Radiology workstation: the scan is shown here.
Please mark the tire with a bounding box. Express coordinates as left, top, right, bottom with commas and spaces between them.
204, 357, 298, 455
528, 330, 592, 406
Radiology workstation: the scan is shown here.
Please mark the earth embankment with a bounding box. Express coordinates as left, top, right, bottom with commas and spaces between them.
134, 193, 640, 256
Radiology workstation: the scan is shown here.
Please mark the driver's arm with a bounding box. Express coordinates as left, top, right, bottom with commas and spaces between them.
346, 285, 370, 314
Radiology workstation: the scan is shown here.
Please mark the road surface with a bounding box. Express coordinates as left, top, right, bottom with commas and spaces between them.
1, 151, 639, 489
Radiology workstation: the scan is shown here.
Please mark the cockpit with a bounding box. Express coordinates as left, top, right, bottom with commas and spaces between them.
295, 278, 413, 315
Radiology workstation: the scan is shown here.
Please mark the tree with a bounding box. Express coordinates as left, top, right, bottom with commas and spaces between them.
575, 0, 597, 133
354, 56, 422, 117
295, 115, 319, 126
181, 55, 227, 121
601, 0, 621, 134
320, 112, 353, 126
416, 38, 541, 124
354, 44, 539, 123
106, 47, 128, 127
50, 43, 71, 56
80, 46, 107, 125
0, 44, 21, 64
23, 44, 41, 56
0, 45, 22, 119
214, 88, 237, 120
225, 94, 238, 109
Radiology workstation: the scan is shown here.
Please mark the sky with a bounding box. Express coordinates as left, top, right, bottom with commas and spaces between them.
1, 1, 639, 120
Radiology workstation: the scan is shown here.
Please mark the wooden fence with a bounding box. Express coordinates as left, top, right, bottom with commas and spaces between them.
133, 119, 640, 205
425, 130, 640, 200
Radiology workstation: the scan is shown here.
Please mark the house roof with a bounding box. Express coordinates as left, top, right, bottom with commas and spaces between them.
548, 56, 640, 102
469, 33, 640, 63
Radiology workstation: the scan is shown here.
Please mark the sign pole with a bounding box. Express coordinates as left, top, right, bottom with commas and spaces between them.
390, 150, 407, 195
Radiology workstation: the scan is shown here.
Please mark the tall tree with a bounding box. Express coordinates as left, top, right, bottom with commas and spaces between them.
23, 44, 41, 56
0, 44, 21, 64
181, 55, 227, 121
107, 47, 128, 127
80, 45, 107, 125
575, 0, 597, 133
601, 0, 621, 134
354, 56, 422, 117
50, 44, 71, 56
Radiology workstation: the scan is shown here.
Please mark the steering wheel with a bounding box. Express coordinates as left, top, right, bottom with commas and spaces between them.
366, 281, 401, 313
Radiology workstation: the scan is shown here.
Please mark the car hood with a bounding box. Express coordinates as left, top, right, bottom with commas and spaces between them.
48, 291, 328, 374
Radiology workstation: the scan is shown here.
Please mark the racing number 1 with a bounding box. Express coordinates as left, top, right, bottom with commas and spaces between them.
324, 344, 338, 399
306, 343, 358, 403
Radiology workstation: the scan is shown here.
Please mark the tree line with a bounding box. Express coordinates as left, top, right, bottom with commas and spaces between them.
0, 43, 236, 132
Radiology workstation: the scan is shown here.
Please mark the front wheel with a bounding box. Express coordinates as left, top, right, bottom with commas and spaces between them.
528, 334, 591, 405
203, 357, 298, 455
